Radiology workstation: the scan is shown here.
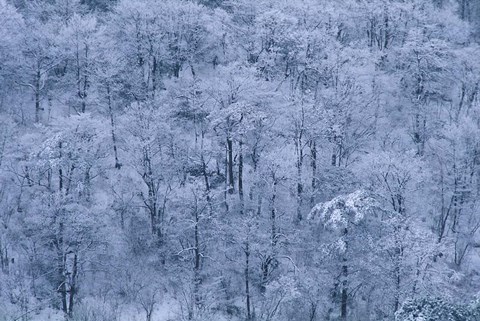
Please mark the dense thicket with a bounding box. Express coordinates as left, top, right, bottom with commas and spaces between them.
1, 0, 480, 320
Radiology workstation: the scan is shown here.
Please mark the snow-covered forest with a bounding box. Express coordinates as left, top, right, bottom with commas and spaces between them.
1, 0, 480, 320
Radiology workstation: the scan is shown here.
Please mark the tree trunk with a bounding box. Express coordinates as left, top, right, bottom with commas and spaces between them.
245, 239, 252, 321
393, 227, 402, 313
383, 6, 389, 49
35, 69, 41, 123
201, 153, 212, 213
146, 310, 153, 321
271, 175, 278, 251
341, 227, 348, 321
193, 199, 201, 318
59, 142, 63, 191
68, 253, 78, 317
224, 145, 229, 213
58, 241, 68, 315
227, 137, 235, 194
295, 127, 304, 222
310, 141, 317, 207
107, 84, 121, 169
0, 239, 8, 274
151, 56, 157, 99
143, 148, 159, 238
239, 140, 244, 214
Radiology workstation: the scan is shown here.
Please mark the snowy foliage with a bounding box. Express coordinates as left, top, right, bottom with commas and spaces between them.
1, 0, 480, 320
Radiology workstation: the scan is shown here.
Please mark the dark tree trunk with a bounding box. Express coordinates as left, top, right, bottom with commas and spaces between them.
107, 84, 121, 169
245, 240, 252, 321
310, 141, 317, 207
68, 253, 78, 317
151, 56, 157, 98
58, 223, 68, 316
59, 142, 63, 191
239, 140, 244, 214
35, 69, 41, 123
193, 199, 201, 319
341, 227, 348, 321
227, 138, 235, 194
295, 130, 304, 222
